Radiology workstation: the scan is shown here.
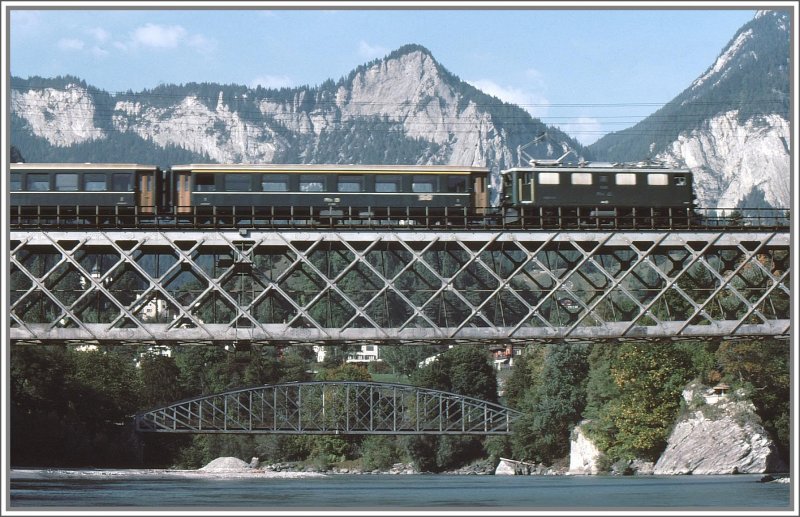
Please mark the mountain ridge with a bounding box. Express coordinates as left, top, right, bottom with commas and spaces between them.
587, 9, 790, 208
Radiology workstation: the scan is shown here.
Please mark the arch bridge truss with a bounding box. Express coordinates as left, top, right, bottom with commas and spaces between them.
9, 229, 790, 345
134, 381, 521, 435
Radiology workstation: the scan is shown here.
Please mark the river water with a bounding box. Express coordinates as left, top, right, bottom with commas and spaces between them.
8, 469, 792, 511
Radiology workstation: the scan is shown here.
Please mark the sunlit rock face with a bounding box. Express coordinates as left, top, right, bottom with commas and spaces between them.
653, 384, 787, 475
656, 111, 790, 209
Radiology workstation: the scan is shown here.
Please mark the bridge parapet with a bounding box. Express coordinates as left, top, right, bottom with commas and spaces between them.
134, 381, 522, 435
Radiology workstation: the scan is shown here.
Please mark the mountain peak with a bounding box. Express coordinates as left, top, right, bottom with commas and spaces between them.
387, 43, 434, 60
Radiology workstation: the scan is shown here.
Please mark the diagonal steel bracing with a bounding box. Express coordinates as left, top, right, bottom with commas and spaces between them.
134, 381, 522, 435
9, 229, 790, 345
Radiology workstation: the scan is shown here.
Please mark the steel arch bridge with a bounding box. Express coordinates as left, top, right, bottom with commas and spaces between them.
134, 381, 522, 435
10, 228, 790, 345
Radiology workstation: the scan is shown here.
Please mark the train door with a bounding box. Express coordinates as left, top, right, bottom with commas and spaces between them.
138, 170, 155, 214
521, 171, 534, 203
472, 172, 488, 213
175, 171, 192, 214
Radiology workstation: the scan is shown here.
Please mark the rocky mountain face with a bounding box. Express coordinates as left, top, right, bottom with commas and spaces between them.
588, 10, 791, 209
10, 45, 582, 200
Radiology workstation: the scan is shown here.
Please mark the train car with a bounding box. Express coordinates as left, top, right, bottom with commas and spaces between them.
10, 162, 164, 223
501, 161, 695, 227
170, 163, 490, 223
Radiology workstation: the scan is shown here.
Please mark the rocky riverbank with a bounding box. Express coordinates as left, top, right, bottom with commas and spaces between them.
260, 459, 498, 475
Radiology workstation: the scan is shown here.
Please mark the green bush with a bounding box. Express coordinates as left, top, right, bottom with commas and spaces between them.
367, 360, 391, 374
360, 436, 400, 471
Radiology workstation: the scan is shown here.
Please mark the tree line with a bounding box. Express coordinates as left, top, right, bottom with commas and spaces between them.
10, 337, 789, 472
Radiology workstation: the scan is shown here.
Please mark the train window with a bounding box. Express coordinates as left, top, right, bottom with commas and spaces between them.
447, 176, 468, 193
375, 175, 402, 192
55, 173, 79, 191
674, 175, 687, 186
27, 173, 50, 191
195, 173, 216, 192
261, 174, 289, 192
571, 173, 593, 185
300, 174, 325, 192
538, 173, 560, 185
337, 175, 363, 192
10, 172, 21, 191
224, 174, 252, 192
85, 173, 107, 191
412, 175, 437, 193
112, 173, 133, 192
647, 173, 669, 186
616, 173, 637, 186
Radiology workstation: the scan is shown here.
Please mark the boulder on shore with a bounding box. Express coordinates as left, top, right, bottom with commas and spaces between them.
495, 459, 517, 476
200, 457, 251, 472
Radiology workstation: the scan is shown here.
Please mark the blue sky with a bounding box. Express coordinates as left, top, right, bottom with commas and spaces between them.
9, 4, 760, 145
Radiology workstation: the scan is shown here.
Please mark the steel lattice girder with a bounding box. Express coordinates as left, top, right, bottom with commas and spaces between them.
134, 381, 522, 435
9, 230, 790, 344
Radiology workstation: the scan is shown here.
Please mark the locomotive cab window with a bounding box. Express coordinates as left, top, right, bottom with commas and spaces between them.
261, 174, 289, 192
337, 175, 363, 192
10, 172, 21, 191
85, 173, 107, 191
447, 175, 468, 193
28, 173, 50, 191
674, 175, 687, 186
224, 173, 252, 192
571, 173, 593, 185
647, 173, 669, 186
300, 174, 325, 192
538, 172, 560, 185
375, 175, 402, 193
616, 173, 637, 186
412, 175, 437, 193
112, 173, 133, 192
195, 173, 216, 192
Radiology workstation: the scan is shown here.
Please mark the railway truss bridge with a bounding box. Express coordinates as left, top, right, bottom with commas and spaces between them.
134, 381, 521, 435
9, 227, 790, 345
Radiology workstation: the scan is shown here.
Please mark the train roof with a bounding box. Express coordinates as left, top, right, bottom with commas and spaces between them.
171, 164, 490, 174
501, 162, 691, 174
10, 162, 159, 170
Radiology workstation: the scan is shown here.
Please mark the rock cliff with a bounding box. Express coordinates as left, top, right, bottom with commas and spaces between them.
568, 421, 602, 475
656, 111, 790, 209
653, 383, 787, 475
567, 383, 786, 476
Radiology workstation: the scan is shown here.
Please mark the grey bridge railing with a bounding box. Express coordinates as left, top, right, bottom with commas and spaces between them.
134, 381, 523, 435
10, 229, 790, 345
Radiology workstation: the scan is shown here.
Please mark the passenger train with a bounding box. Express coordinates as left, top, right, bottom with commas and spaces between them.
9, 160, 696, 229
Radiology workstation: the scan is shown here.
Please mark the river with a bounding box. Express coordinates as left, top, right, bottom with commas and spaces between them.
8, 469, 792, 511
